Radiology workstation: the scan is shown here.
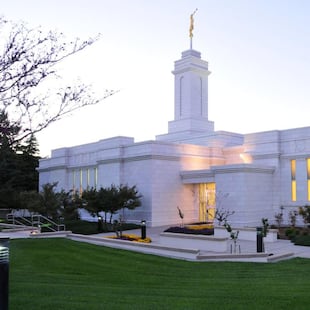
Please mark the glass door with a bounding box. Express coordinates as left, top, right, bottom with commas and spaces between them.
199, 183, 216, 222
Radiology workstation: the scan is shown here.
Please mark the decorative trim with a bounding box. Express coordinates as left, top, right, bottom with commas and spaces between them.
211, 164, 275, 174
251, 152, 281, 160
37, 165, 67, 172
281, 153, 310, 160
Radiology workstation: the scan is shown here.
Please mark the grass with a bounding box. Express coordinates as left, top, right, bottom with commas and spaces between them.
9, 238, 310, 310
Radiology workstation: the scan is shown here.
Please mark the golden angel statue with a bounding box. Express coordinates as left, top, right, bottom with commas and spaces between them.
189, 8, 198, 38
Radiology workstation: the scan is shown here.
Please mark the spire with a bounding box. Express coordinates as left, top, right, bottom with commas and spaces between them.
189, 8, 198, 49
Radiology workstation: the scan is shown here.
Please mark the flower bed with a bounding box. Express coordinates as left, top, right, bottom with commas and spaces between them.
164, 223, 214, 235
107, 234, 152, 243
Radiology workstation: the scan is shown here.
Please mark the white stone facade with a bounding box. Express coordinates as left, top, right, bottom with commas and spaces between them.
38, 48, 310, 227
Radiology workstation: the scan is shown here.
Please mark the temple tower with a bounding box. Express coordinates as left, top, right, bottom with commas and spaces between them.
157, 11, 214, 141
168, 48, 214, 135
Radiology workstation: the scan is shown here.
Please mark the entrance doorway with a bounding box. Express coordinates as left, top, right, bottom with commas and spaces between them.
199, 183, 216, 222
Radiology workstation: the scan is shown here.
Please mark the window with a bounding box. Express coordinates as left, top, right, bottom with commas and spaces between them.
291, 159, 296, 201
87, 168, 90, 189
94, 167, 98, 188
72, 170, 76, 194
79, 169, 83, 196
307, 159, 310, 201
199, 183, 216, 222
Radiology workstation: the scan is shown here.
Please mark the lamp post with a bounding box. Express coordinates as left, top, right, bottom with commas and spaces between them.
0, 237, 9, 310
141, 220, 146, 239
256, 227, 263, 253
98, 216, 103, 233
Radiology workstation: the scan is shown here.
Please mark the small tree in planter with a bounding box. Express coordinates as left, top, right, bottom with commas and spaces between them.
289, 210, 298, 228
224, 221, 240, 254
274, 206, 284, 229
261, 218, 269, 252
262, 218, 269, 238
215, 208, 235, 226
298, 205, 310, 230
177, 206, 184, 227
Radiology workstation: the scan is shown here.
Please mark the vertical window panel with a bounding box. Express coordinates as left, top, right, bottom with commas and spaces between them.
291, 160, 297, 201
72, 170, 76, 194
87, 168, 90, 189
307, 159, 310, 201
79, 169, 83, 196
94, 167, 98, 189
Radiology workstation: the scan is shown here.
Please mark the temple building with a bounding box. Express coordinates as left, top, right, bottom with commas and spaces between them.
38, 29, 310, 227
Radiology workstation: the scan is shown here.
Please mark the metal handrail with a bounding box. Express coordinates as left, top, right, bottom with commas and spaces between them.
6, 214, 33, 227
31, 215, 65, 232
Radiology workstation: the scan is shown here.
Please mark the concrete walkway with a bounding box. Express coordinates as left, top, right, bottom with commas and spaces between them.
94, 225, 310, 260
1, 226, 310, 262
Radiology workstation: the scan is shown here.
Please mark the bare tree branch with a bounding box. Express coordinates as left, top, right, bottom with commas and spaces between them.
0, 16, 116, 145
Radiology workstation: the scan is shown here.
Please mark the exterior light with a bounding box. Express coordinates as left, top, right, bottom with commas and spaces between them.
141, 220, 146, 239
256, 227, 263, 253
0, 237, 9, 310
98, 216, 103, 233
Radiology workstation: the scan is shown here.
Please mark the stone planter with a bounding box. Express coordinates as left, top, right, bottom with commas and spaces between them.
214, 226, 278, 242
159, 232, 228, 252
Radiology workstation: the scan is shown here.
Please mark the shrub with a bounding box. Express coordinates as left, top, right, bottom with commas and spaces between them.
274, 206, 284, 228
299, 205, 310, 227
293, 235, 310, 246
289, 210, 298, 228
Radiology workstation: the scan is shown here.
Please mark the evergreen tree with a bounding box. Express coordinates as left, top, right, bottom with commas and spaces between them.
0, 110, 39, 209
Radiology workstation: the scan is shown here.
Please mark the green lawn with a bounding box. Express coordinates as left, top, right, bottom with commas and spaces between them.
9, 239, 310, 310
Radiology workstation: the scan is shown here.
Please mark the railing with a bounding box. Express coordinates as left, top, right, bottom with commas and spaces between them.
6, 214, 66, 232
31, 215, 65, 232
6, 214, 33, 227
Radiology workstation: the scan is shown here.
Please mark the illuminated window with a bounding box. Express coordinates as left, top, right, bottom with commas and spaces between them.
291, 160, 296, 201
79, 169, 83, 196
199, 183, 216, 222
307, 159, 310, 201
94, 167, 98, 188
87, 169, 90, 189
72, 170, 76, 194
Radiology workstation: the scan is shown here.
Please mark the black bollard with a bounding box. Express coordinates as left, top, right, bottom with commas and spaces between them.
141, 220, 146, 239
256, 227, 263, 253
0, 237, 9, 310
98, 216, 103, 233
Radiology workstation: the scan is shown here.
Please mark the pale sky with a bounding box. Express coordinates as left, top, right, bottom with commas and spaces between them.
2, 0, 310, 157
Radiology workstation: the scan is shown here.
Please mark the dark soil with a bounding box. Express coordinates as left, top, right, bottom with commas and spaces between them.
164, 226, 214, 235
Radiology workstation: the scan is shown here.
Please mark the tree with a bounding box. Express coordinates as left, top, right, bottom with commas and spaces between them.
21, 182, 80, 221
119, 184, 142, 211
82, 184, 142, 224
0, 111, 39, 209
82, 186, 118, 225
215, 208, 235, 226
58, 189, 81, 221
33, 182, 60, 220
81, 187, 101, 217
299, 205, 310, 228
0, 16, 115, 145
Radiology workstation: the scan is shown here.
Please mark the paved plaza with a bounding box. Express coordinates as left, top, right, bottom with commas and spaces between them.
1, 226, 310, 262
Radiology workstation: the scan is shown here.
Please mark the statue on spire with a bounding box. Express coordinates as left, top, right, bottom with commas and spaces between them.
189, 8, 198, 38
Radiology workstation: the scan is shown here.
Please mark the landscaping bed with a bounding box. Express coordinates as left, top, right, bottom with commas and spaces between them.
164, 223, 214, 235
65, 220, 140, 235
276, 226, 310, 246
107, 233, 152, 243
